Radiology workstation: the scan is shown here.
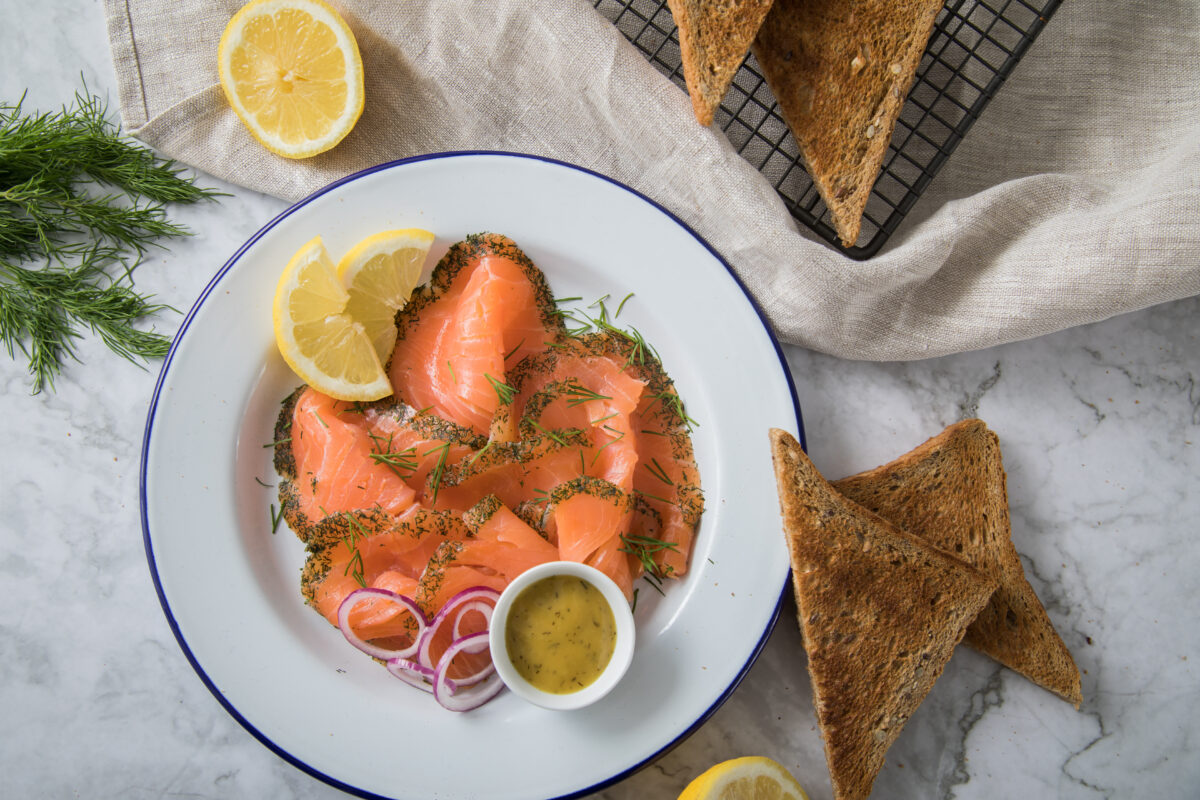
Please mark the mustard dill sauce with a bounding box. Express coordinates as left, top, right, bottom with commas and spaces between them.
505, 574, 617, 694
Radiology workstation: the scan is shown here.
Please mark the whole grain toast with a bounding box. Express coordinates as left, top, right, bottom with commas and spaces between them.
769, 428, 997, 800
752, 0, 943, 247
667, 0, 776, 126
833, 419, 1083, 707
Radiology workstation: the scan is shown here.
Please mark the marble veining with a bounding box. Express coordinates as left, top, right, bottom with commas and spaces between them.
2, 2, 1198, 799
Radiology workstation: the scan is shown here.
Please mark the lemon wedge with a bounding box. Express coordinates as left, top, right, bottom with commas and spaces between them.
218, 0, 365, 159
678, 757, 809, 800
337, 229, 434, 362
273, 236, 391, 401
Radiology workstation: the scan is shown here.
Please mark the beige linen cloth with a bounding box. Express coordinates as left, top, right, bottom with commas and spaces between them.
104, 0, 1199, 360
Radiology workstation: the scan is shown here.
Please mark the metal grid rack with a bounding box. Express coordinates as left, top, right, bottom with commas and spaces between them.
593, 0, 1062, 259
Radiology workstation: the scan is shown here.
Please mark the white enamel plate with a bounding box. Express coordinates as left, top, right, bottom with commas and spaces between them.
140, 153, 804, 800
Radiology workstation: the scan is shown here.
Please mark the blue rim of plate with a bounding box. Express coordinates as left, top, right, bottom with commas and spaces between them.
138, 150, 806, 800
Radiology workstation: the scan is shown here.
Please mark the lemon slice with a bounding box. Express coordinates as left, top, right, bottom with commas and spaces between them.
678, 757, 809, 800
273, 236, 391, 401
337, 229, 434, 362
218, 0, 365, 159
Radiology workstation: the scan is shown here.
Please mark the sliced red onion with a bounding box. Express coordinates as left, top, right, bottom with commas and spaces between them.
451, 599, 495, 641
432, 631, 505, 711
337, 588, 428, 662
385, 657, 446, 694
418, 586, 500, 669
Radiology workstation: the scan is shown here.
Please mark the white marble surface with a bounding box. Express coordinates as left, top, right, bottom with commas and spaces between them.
3, 2, 1198, 799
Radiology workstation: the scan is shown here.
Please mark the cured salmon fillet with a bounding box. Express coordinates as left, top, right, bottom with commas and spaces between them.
274, 388, 485, 545
274, 233, 703, 649
388, 233, 565, 435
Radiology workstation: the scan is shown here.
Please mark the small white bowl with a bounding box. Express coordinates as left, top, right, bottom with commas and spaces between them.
489, 561, 636, 711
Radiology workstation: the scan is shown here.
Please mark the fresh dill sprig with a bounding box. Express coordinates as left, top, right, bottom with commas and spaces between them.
423, 442, 451, 503
484, 372, 515, 405
367, 432, 418, 478
562, 380, 611, 407
619, 532, 679, 595
269, 503, 284, 534
0, 88, 221, 393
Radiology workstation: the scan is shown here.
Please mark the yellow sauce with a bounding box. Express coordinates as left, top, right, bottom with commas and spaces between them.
505, 574, 617, 694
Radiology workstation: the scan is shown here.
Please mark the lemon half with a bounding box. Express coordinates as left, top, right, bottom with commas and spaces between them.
678, 757, 809, 800
218, 0, 364, 158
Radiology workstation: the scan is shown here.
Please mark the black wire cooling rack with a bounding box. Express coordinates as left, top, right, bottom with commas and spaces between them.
593, 0, 1062, 259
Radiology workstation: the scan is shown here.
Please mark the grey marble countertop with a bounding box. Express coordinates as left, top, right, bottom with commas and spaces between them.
3, 3, 1198, 799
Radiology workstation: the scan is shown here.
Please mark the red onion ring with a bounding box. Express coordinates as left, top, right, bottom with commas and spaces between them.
385, 657, 448, 694
432, 632, 505, 712
337, 588, 428, 662
417, 586, 500, 669
451, 600, 495, 641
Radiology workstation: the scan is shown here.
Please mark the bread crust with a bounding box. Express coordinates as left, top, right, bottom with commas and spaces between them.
833, 419, 1083, 707
668, 0, 776, 126
770, 428, 997, 800
752, 0, 942, 246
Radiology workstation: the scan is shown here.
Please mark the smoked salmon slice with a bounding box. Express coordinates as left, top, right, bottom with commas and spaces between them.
387, 233, 565, 435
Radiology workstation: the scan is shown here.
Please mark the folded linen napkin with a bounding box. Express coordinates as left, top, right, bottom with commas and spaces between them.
104, 0, 1200, 360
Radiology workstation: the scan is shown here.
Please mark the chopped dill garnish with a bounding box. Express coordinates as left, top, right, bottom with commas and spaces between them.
468, 440, 493, 466
367, 431, 417, 478
423, 442, 451, 503
634, 488, 673, 505
554, 296, 584, 304
620, 532, 679, 595
591, 423, 625, 463
647, 390, 699, 431
446, 360, 456, 384
485, 372, 515, 405
590, 411, 618, 425
562, 380, 611, 407
615, 292, 634, 317
529, 420, 567, 446
344, 548, 366, 588
312, 410, 328, 428
503, 338, 525, 361
269, 503, 283, 534
262, 437, 291, 448
254, 476, 272, 488
644, 457, 674, 486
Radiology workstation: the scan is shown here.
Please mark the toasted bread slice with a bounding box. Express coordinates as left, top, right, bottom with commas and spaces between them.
667, 0, 776, 126
833, 420, 1083, 707
752, 0, 942, 246
769, 428, 997, 800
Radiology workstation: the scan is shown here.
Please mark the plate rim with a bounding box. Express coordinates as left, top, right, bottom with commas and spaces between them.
138, 150, 806, 800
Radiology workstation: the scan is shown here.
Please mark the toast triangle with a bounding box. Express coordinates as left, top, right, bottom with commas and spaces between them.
833, 419, 1083, 707
667, 0, 776, 126
752, 0, 943, 246
769, 428, 997, 800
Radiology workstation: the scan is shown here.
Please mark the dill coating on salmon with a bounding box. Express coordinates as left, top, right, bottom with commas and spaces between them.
548, 475, 630, 509
297, 505, 392, 551
413, 540, 467, 615
461, 494, 505, 534
436, 428, 590, 491
272, 386, 305, 480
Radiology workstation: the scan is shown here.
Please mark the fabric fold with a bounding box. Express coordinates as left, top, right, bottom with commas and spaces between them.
102, 0, 1200, 360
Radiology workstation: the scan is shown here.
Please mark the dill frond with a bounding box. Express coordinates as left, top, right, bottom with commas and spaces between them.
0, 88, 221, 393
